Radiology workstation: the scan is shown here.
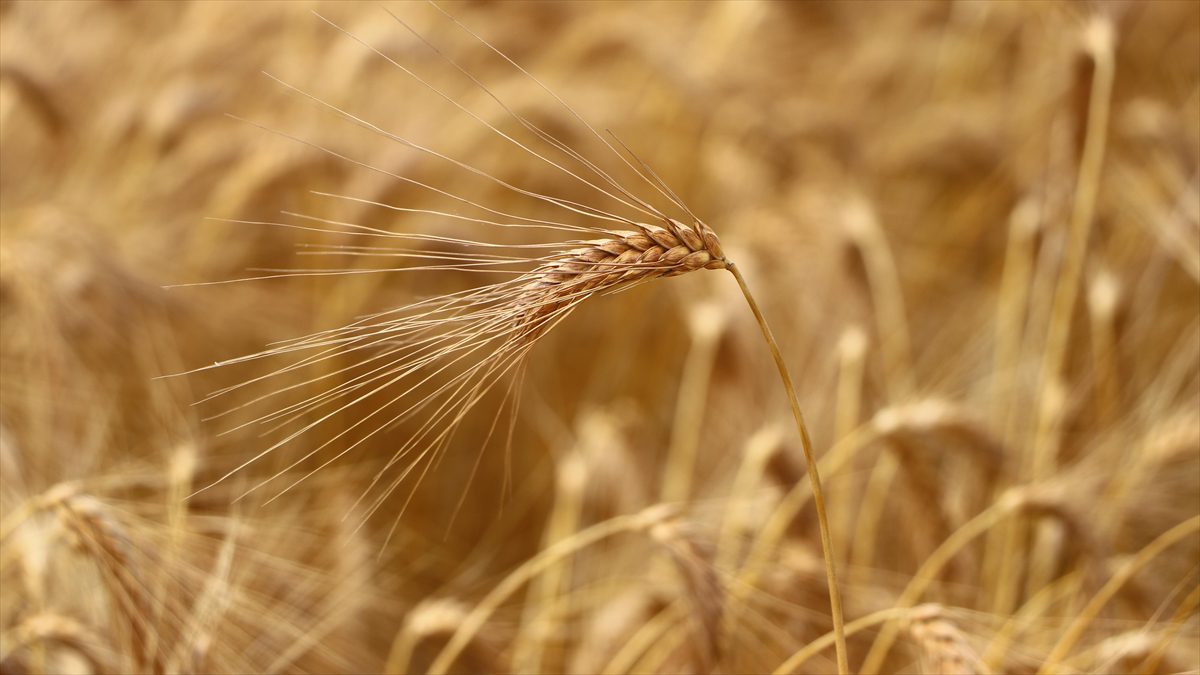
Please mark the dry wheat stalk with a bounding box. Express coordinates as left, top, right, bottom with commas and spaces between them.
512, 445, 587, 673
1026, 13, 1118, 603
648, 521, 724, 672
662, 298, 730, 504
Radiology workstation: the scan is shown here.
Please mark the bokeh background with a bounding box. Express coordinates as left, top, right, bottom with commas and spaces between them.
1, 1, 1198, 673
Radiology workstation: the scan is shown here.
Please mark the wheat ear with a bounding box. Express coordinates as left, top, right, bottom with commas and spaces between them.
184, 8, 849, 669
906, 604, 986, 675
197, 186, 850, 675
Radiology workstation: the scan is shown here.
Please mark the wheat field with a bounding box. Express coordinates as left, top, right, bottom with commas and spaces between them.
1, 1, 1198, 674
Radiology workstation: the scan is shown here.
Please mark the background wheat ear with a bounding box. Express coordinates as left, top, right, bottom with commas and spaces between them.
906, 604, 986, 675
0, 612, 117, 675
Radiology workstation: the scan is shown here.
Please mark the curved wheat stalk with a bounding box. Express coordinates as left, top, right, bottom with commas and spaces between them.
183, 6, 847, 670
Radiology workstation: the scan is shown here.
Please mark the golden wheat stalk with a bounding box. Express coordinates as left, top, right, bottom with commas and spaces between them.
180, 6, 848, 670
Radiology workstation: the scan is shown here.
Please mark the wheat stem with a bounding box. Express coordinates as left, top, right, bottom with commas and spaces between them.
728, 262, 848, 675
1137, 581, 1200, 675
1026, 14, 1117, 603
773, 608, 909, 675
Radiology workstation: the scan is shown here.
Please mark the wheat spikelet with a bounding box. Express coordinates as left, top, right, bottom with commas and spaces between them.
648, 520, 724, 672
39, 486, 162, 674
857, 400, 1009, 582
906, 604, 985, 675
0, 612, 117, 675
517, 218, 727, 330
572, 408, 650, 519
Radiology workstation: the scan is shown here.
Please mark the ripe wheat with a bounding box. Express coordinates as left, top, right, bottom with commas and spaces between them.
180, 6, 847, 670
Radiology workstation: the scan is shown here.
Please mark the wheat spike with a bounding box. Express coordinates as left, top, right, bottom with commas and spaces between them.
518, 219, 727, 327
907, 604, 986, 675
179, 7, 845, 669
1, 612, 117, 675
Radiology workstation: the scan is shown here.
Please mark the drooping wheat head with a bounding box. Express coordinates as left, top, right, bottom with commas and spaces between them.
175, 6, 844, 669
180, 9, 734, 540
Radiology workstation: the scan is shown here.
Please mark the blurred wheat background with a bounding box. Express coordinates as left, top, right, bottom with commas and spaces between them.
1, 1, 1198, 674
